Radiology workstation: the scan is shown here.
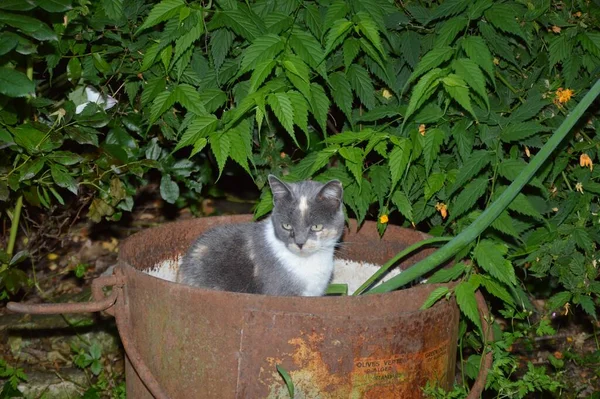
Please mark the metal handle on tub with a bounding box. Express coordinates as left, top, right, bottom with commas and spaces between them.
7, 272, 169, 399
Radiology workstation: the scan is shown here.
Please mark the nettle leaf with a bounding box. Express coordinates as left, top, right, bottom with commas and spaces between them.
304, 4, 323, 39
461, 36, 495, 84
324, 18, 353, 57
449, 150, 491, 195
268, 92, 297, 146
136, 0, 185, 34
173, 17, 203, 65
355, 11, 384, 57
198, 89, 227, 113
389, 138, 412, 191
455, 281, 482, 332
497, 158, 544, 190
150, 90, 176, 124
102, 0, 123, 21
422, 128, 445, 176
210, 29, 234, 71
160, 45, 173, 71
490, 210, 520, 238
578, 32, 600, 58
549, 34, 571, 68
265, 12, 293, 34
175, 114, 218, 151
249, 60, 276, 93
329, 72, 353, 120
254, 189, 273, 219
571, 228, 593, 251
452, 58, 489, 110
428, 262, 467, 284
478, 275, 515, 306
0, 67, 35, 97
508, 193, 543, 220
434, 16, 468, 48
546, 291, 571, 311
209, 131, 231, 177
328, 130, 373, 145
421, 286, 450, 310
428, 0, 470, 23
424, 172, 446, 200
391, 190, 413, 221
291, 147, 339, 179
347, 64, 375, 110
575, 296, 596, 320
442, 74, 476, 119
284, 55, 311, 98
500, 121, 550, 142
343, 38, 361, 70
404, 68, 444, 122
405, 47, 454, 89
240, 34, 284, 73
324, 0, 348, 31
287, 91, 309, 142
468, 0, 493, 19
508, 93, 548, 122
478, 22, 517, 66
474, 239, 516, 286
309, 83, 330, 134
289, 30, 325, 74
174, 84, 207, 116
228, 120, 253, 175
450, 176, 488, 220
214, 8, 264, 41
160, 174, 179, 204
484, 4, 527, 43
369, 165, 390, 204
339, 147, 364, 185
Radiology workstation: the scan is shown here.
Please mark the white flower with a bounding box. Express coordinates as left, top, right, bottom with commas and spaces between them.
75, 87, 117, 114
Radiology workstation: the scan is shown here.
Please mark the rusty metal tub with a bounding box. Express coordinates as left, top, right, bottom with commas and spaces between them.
8, 215, 492, 398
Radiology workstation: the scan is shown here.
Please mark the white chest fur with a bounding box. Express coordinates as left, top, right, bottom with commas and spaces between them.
264, 220, 334, 296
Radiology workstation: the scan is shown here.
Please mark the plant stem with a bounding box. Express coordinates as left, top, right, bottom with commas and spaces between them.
367, 78, 600, 294
7, 196, 23, 258
354, 236, 453, 295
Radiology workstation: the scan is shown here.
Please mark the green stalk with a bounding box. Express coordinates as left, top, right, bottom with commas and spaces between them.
6, 196, 23, 258
367, 79, 600, 294
353, 236, 452, 296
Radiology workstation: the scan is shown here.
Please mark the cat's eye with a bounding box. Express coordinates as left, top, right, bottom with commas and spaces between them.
311, 224, 323, 231
282, 223, 292, 230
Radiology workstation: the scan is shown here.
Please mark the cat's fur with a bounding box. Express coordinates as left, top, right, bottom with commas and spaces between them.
176, 175, 345, 296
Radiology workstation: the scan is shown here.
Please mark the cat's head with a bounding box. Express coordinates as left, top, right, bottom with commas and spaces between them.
268, 175, 344, 256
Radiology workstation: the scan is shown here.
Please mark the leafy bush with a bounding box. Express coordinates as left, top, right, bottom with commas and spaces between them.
1, 0, 599, 396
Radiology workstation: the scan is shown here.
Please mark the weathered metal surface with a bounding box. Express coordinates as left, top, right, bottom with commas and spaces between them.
8, 215, 493, 398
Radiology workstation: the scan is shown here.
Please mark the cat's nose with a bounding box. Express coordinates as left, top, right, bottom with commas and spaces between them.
297, 243, 304, 249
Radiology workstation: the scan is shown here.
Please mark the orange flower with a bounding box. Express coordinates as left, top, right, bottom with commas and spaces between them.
435, 202, 448, 219
419, 124, 426, 136
551, 25, 561, 33
555, 88, 574, 104
573, 11, 582, 17
580, 153, 593, 171
379, 214, 389, 224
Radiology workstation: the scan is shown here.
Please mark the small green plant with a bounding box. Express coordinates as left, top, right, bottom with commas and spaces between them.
73, 342, 103, 376
0, 359, 27, 399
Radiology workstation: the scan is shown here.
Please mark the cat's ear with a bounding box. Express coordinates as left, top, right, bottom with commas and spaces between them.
317, 180, 343, 206
268, 175, 293, 203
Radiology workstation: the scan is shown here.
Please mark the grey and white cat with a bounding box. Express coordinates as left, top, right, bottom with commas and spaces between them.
176, 175, 345, 296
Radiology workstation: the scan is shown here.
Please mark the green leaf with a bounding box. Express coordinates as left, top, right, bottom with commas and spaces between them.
427, 262, 466, 284
324, 0, 348, 32
422, 128, 445, 176
149, 90, 176, 124
571, 228, 593, 251
508, 193, 543, 220
174, 84, 207, 116
369, 165, 390, 204
484, 4, 527, 43
324, 18, 353, 57
434, 16, 468, 48
404, 68, 444, 122
461, 36, 495, 83
215, 9, 264, 41
35, 0, 72, 12
210, 29, 234, 71
11, 125, 55, 153
508, 93, 548, 122
0, 11, 57, 41
19, 158, 45, 181
48, 151, 83, 166
391, 190, 413, 221
450, 176, 488, 220
283, 55, 311, 98
228, 121, 253, 175
0, 32, 19, 56
389, 138, 412, 191
254, 189, 273, 219
449, 150, 491, 195
478, 22, 517, 66
329, 72, 353, 120
490, 210, 520, 238
339, 147, 363, 185
289, 30, 325, 73
497, 159, 544, 190
0, 67, 34, 97
343, 38, 361, 70
240, 34, 284, 73
424, 172, 446, 200
101, 0, 123, 20
268, 92, 296, 146
578, 32, 600, 58
549, 34, 571, 68
500, 122, 550, 142
575, 296, 596, 320
405, 47, 454, 89
347, 64, 375, 110
248, 60, 276, 93
288, 91, 309, 142
455, 281, 482, 332
174, 18, 203, 65
478, 275, 515, 306
452, 58, 489, 110
291, 147, 338, 179
176, 114, 218, 151
136, 0, 185, 34
546, 291, 571, 311
209, 131, 230, 177
276, 365, 295, 398
356, 11, 384, 56
442, 74, 476, 119
160, 45, 173, 71
474, 239, 516, 286
309, 83, 330, 134
159, 175, 179, 204
421, 286, 450, 310
428, 0, 470, 23
50, 164, 77, 195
